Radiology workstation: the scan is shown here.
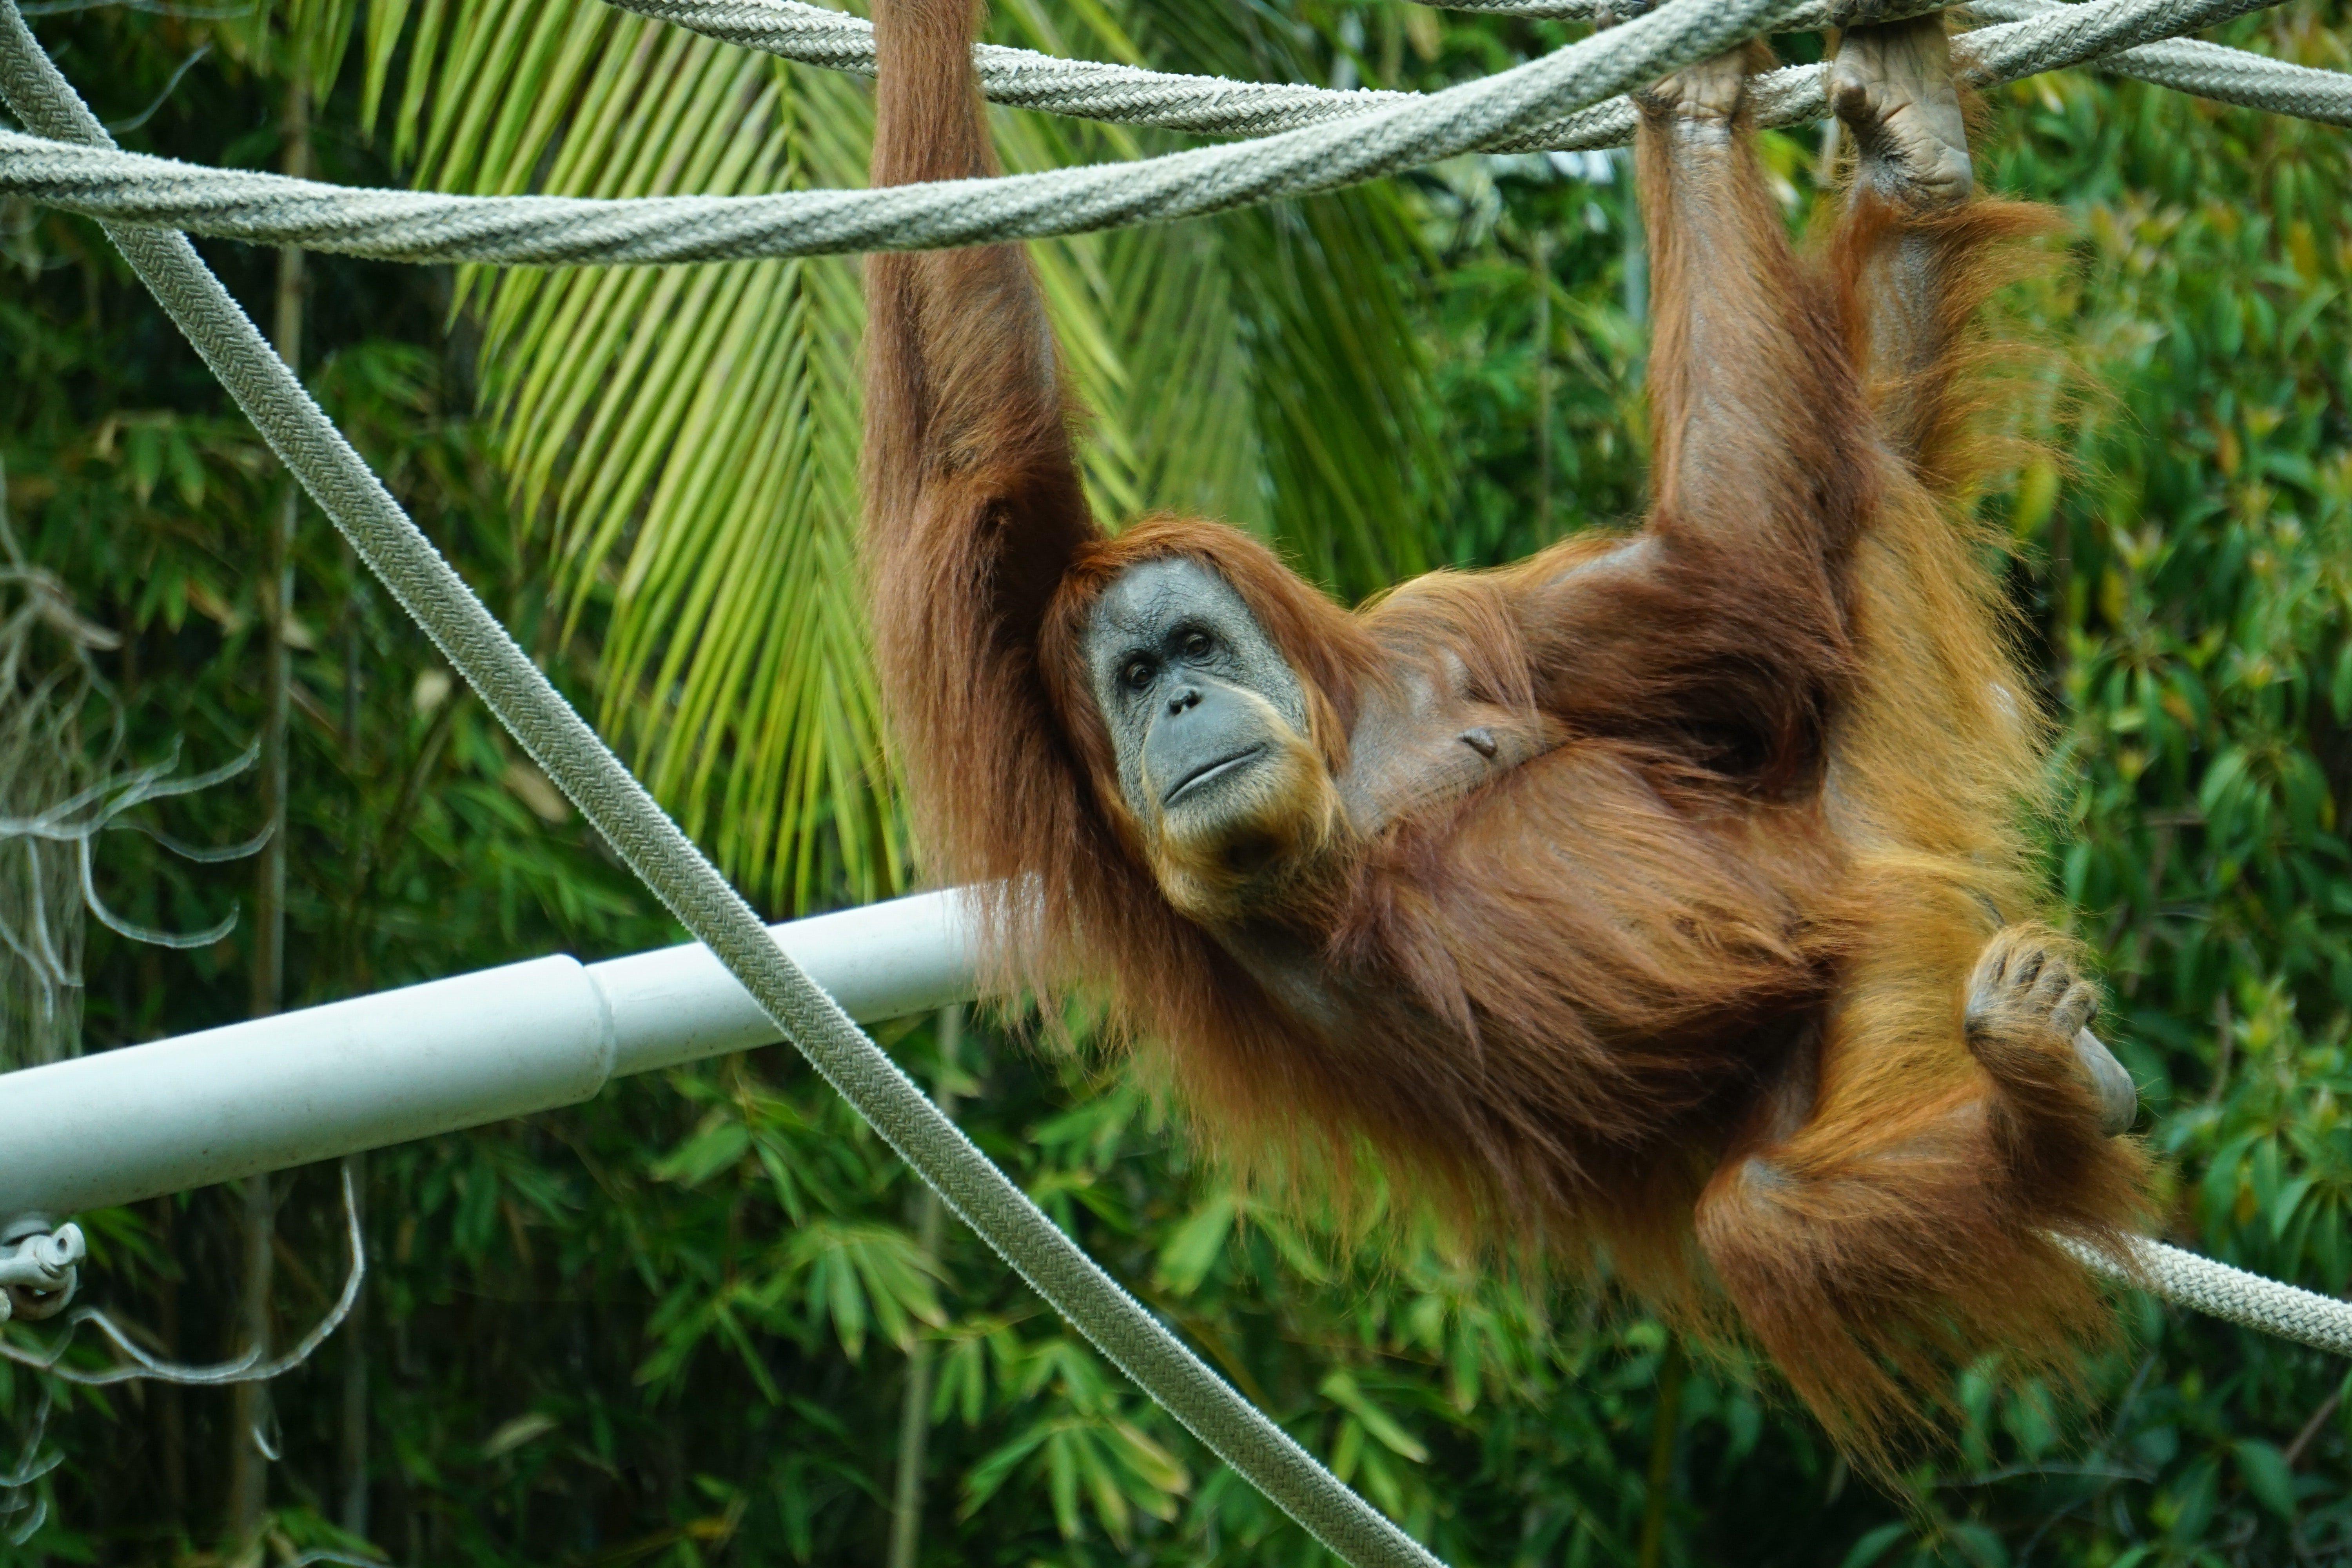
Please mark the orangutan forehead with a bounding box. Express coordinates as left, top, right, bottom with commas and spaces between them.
1085, 557, 1257, 648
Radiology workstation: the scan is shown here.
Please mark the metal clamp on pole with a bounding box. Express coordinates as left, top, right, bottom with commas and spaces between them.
0, 1220, 85, 1321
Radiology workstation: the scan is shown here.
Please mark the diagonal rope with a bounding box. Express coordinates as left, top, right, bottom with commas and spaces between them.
0, 0, 2313, 267
0, 0, 1815, 1561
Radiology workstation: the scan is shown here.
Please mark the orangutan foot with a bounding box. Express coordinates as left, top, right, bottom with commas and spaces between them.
1966, 928, 2137, 1137
1833, 15, 1973, 207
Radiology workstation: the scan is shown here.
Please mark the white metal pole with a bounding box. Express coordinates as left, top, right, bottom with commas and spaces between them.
0, 889, 981, 1221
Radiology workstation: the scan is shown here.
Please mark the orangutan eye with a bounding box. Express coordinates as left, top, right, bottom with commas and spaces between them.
1179, 630, 1212, 659
1122, 657, 1156, 692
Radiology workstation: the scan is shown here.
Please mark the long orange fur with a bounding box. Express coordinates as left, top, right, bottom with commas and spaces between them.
860, 0, 2149, 1455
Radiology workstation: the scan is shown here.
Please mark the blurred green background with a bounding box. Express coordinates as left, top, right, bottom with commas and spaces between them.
1, 1, 2348, 1562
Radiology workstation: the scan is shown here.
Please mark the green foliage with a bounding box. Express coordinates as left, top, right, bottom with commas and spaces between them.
1, 2, 2349, 1566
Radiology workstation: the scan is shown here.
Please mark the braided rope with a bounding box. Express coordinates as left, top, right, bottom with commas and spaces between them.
1443, 0, 2351, 123
0, 0, 1794, 259
606, 0, 2343, 136
0, 0, 2306, 266
2061, 1236, 2352, 1357
605, 0, 1421, 136
1970, 0, 2352, 122
599, 0, 1915, 132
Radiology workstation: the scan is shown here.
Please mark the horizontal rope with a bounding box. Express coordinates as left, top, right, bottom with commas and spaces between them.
1450, 0, 2352, 123
0, 0, 1794, 259
604, 0, 1421, 136
602, 0, 2343, 140
0, 0, 2299, 267
2062, 1235, 2352, 1357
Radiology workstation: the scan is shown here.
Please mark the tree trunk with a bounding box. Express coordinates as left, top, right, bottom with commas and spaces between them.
1532, 229, 1553, 538
338, 555, 370, 1537
227, 76, 307, 1547
886, 1006, 961, 1568
1635, 1336, 1686, 1568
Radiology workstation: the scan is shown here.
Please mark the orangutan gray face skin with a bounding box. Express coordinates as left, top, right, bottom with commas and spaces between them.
1082, 559, 1338, 911
1085, 559, 1305, 821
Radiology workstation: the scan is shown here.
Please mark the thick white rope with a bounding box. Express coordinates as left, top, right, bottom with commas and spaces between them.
613, 0, 2346, 135
1447, 0, 2352, 123
0, 0, 1802, 260
2062, 1236, 2352, 1357
0, 2, 1476, 1560
604, 0, 1425, 138
0, 0, 2315, 266
596, 0, 1924, 137
1969, 0, 2352, 122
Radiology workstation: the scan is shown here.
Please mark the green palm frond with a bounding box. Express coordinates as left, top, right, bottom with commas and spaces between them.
362, 0, 1444, 912
280, 0, 362, 97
